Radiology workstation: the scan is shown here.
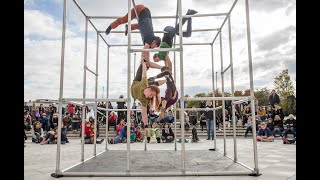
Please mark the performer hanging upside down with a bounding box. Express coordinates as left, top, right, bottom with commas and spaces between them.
148, 70, 178, 121
131, 61, 164, 130
105, 4, 161, 63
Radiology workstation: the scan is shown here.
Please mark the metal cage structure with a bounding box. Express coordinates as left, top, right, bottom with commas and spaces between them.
51, 0, 260, 177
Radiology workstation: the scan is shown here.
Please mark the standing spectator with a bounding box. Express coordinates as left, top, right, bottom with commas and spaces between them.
117, 95, 126, 123
189, 107, 197, 126
205, 101, 214, 140
67, 103, 75, 118
200, 113, 206, 131
269, 89, 280, 107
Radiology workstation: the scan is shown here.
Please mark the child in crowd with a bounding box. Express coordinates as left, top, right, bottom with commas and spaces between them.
31, 121, 44, 143
135, 126, 144, 142
257, 122, 274, 142
161, 123, 174, 143
147, 122, 161, 143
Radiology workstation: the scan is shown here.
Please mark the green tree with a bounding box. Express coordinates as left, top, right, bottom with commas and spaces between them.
244, 89, 250, 96
254, 87, 270, 106
186, 93, 205, 108
234, 90, 243, 96
274, 69, 296, 115
274, 69, 295, 98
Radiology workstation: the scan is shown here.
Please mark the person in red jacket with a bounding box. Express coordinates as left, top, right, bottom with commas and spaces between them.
108, 111, 117, 131
135, 126, 144, 142
67, 103, 75, 118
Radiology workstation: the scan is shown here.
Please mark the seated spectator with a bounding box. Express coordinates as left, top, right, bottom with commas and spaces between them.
40, 127, 58, 145
273, 103, 284, 120
180, 111, 190, 131
147, 122, 161, 143
273, 115, 284, 137
257, 122, 274, 142
242, 106, 251, 127
189, 107, 197, 126
90, 119, 104, 144
116, 119, 125, 136
164, 109, 175, 124
135, 126, 144, 142
282, 114, 296, 143
63, 112, 72, 131
39, 113, 49, 132
148, 109, 159, 125
31, 121, 44, 143
34, 109, 40, 121
266, 118, 274, 132
244, 116, 258, 137
161, 123, 174, 143
108, 111, 117, 131
50, 113, 58, 129
110, 120, 136, 144
257, 106, 266, 122
24, 111, 32, 131
72, 113, 81, 132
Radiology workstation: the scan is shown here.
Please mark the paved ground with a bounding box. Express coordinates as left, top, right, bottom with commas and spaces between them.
24, 137, 296, 180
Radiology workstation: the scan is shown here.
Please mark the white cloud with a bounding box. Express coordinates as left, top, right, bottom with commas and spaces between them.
24, 9, 75, 39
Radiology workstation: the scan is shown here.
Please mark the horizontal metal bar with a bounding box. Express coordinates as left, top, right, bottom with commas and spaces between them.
110, 43, 211, 47
175, 107, 223, 111
222, 64, 232, 74
88, 13, 228, 19
232, 97, 253, 105
183, 96, 250, 101
98, 28, 219, 34
97, 107, 142, 112
130, 48, 181, 53
66, 101, 85, 107
61, 171, 252, 177
85, 66, 97, 76
62, 98, 128, 102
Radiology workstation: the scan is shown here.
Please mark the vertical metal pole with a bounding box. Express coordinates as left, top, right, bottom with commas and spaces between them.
55, 0, 66, 174
173, 0, 179, 152
81, 17, 89, 162
93, 32, 99, 156
228, 16, 237, 162
245, 0, 259, 174
178, 0, 185, 174
105, 46, 110, 150
81, 106, 85, 162
126, 0, 132, 174
220, 32, 227, 157
211, 44, 217, 150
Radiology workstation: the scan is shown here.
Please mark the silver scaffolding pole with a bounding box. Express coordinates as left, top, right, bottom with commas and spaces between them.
211, 44, 217, 150
228, 16, 237, 162
81, 17, 89, 162
219, 32, 227, 157
173, 0, 178, 152
54, 0, 66, 176
93, 32, 99, 157
245, 0, 259, 175
105, 46, 110, 150
177, 0, 186, 174
126, 0, 132, 174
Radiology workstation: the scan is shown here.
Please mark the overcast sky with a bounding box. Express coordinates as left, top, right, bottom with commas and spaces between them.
24, 0, 296, 102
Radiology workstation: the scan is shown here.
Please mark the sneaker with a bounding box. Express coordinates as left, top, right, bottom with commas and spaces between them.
105, 25, 112, 35
186, 9, 198, 15
97, 139, 104, 144
212, 138, 214, 140
108, 138, 114, 144
207, 138, 210, 140
161, 66, 171, 72
125, 24, 128, 36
